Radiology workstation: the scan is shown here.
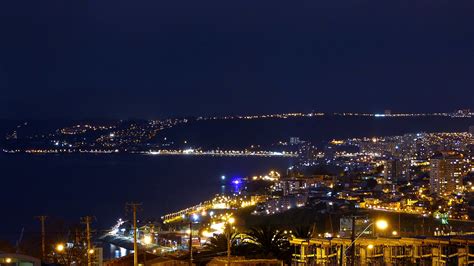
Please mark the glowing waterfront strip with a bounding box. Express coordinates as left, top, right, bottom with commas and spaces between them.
146, 149, 297, 157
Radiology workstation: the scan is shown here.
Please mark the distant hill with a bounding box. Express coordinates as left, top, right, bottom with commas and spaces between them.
0, 120, 20, 144
2, 116, 473, 150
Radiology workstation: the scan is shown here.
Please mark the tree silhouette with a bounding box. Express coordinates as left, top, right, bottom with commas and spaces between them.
244, 226, 290, 260
203, 229, 240, 254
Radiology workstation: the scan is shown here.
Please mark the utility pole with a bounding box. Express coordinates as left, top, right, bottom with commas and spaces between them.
81, 216, 93, 266
350, 215, 356, 266
189, 220, 193, 266
227, 224, 231, 266
127, 203, 142, 266
35, 216, 47, 261
226, 217, 235, 266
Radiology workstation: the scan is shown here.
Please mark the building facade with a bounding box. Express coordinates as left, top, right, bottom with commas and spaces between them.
290, 236, 474, 266
383, 159, 408, 182
430, 151, 465, 195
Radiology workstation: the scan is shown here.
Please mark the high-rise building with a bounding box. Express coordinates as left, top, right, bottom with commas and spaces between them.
430, 151, 465, 196
414, 143, 428, 160
467, 145, 474, 173
383, 159, 407, 182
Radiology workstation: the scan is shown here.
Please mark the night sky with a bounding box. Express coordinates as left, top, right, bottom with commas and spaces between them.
1, 0, 473, 119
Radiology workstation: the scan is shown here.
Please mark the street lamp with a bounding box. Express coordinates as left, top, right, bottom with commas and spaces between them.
227, 217, 235, 265
5, 258, 12, 264
375, 220, 388, 231
347, 219, 388, 248
346, 219, 388, 265
188, 213, 200, 265
55, 243, 65, 253
143, 235, 153, 245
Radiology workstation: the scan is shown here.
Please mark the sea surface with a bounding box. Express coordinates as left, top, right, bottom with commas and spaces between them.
0, 153, 293, 240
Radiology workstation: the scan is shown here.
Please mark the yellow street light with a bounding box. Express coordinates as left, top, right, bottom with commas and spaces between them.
228, 217, 235, 224
367, 244, 374, 250
5, 258, 12, 263
88, 249, 95, 254
375, 219, 388, 230
345, 219, 390, 255
392, 230, 398, 236
143, 235, 152, 245
56, 243, 65, 252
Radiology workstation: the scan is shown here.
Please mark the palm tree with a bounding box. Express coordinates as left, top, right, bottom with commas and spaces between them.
244, 226, 290, 260
292, 224, 316, 239
203, 230, 240, 254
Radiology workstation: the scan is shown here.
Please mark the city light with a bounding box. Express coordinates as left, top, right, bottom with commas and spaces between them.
367, 244, 374, 250
202, 230, 214, 238
56, 243, 65, 252
143, 235, 152, 245
375, 220, 388, 230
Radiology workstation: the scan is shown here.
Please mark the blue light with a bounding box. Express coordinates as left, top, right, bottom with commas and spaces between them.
221, 175, 226, 180
192, 213, 199, 221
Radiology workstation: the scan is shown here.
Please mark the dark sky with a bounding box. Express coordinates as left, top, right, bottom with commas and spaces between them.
0, 0, 473, 119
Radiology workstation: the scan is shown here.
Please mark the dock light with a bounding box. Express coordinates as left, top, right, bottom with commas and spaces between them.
143, 235, 152, 245
367, 244, 374, 250
375, 219, 388, 230
55, 243, 65, 252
